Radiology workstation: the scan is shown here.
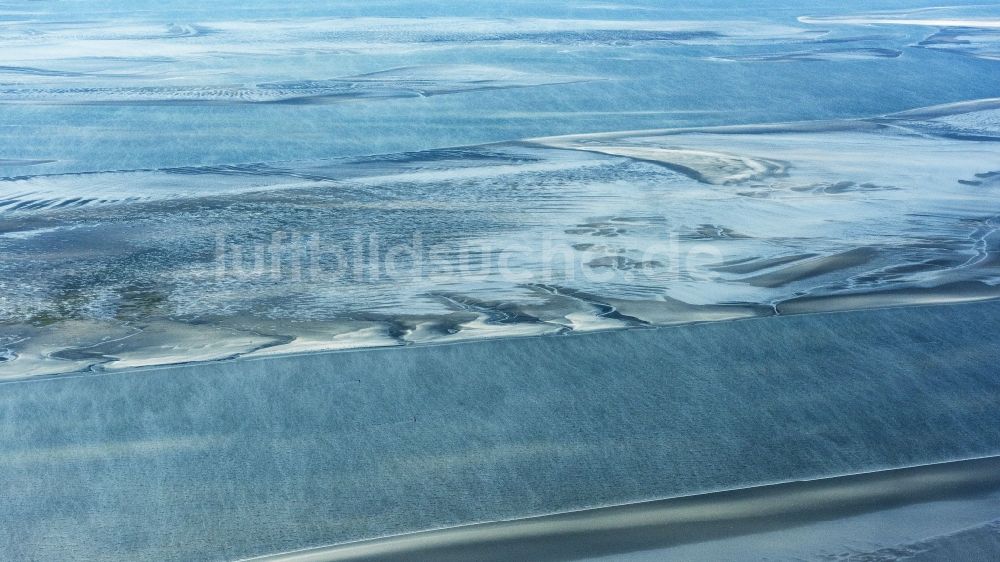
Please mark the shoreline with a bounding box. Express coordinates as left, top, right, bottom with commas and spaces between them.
247, 454, 1000, 561
3, 294, 997, 385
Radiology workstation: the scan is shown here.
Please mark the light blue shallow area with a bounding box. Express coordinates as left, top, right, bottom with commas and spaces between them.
1, 0, 998, 175
1, 301, 998, 560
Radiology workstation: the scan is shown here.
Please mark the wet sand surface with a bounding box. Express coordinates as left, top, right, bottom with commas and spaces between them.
4, 98, 1000, 378
254, 456, 1000, 562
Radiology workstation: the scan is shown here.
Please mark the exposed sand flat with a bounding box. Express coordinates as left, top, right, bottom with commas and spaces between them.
798, 16, 1000, 29
523, 118, 881, 144
708, 47, 902, 63
401, 313, 565, 344
239, 326, 399, 358
0, 320, 289, 378
885, 97, 1000, 120
526, 96, 1000, 147
248, 455, 1000, 562
797, 13, 1000, 63
4, 98, 1000, 378
530, 143, 787, 185
0, 320, 139, 378
741, 247, 878, 288
775, 280, 1000, 315
0, 65, 591, 105
709, 253, 819, 274
0, 159, 54, 166
563, 291, 771, 325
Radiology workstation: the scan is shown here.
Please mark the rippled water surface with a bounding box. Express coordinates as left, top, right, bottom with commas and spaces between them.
1, 1, 999, 377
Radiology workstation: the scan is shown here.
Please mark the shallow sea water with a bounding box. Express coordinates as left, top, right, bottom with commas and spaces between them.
1, 1, 999, 376
3, 3, 1000, 560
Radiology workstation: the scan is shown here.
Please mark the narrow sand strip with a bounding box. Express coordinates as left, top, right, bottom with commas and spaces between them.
248, 455, 1000, 562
